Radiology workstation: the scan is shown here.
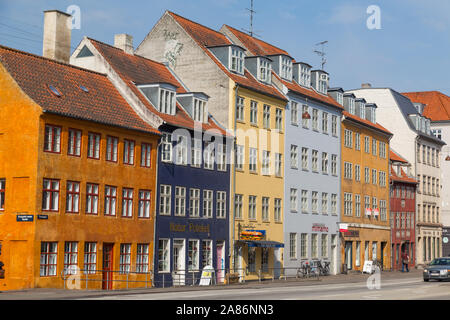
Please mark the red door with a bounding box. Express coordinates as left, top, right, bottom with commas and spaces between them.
102, 243, 114, 290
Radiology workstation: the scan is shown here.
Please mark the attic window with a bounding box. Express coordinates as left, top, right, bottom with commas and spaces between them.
230, 47, 244, 74
80, 85, 89, 93
48, 85, 61, 97
280, 56, 292, 80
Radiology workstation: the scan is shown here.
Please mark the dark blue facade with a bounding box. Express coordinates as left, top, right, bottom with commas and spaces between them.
153, 124, 231, 287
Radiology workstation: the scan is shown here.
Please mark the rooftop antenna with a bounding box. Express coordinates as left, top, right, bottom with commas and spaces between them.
314, 40, 328, 70
242, 0, 260, 37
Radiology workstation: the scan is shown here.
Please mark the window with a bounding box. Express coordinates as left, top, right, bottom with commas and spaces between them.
344, 162, 353, 180
66, 181, 80, 213
355, 164, 361, 182
262, 150, 270, 175
104, 185, 117, 216
248, 195, 257, 220
289, 233, 297, 259
379, 142, 386, 158
322, 193, 328, 214
230, 47, 244, 74
302, 147, 308, 170
301, 190, 308, 213
290, 145, 298, 169
300, 234, 308, 259
312, 191, 318, 213
193, 98, 206, 123
250, 101, 258, 125
290, 188, 298, 212
234, 194, 243, 219
249, 147, 258, 172
161, 133, 172, 162
299, 65, 310, 87
312, 150, 318, 172
217, 144, 227, 171
64, 242, 78, 274
235, 144, 244, 170
136, 244, 149, 273
311, 234, 318, 258
42, 179, 59, 212
380, 200, 387, 221
263, 105, 271, 129
158, 239, 170, 272
188, 240, 200, 271
344, 193, 353, 216
159, 185, 171, 215
365, 196, 371, 215
322, 112, 328, 133
372, 197, 378, 216
189, 188, 200, 217
321, 234, 328, 258
202, 240, 213, 268
364, 136, 370, 153
372, 169, 377, 185
364, 167, 370, 183
355, 242, 361, 267
140, 143, 151, 167
248, 247, 256, 273
302, 105, 309, 128
106, 136, 118, 162
159, 88, 176, 115
87, 132, 101, 159
119, 244, 131, 274
217, 191, 226, 219
44, 124, 61, 153
276, 108, 283, 131
281, 56, 292, 80
123, 139, 135, 165
262, 197, 269, 221
372, 138, 377, 156
291, 101, 298, 125
203, 142, 215, 170
122, 188, 133, 218
331, 194, 337, 215
379, 171, 386, 187
174, 186, 186, 217
331, 115, 338, 136
40, 242, 57, 276
85, 183, 99, 215
191, 138, 202, 168
275, 153, 282, 177
258, 58, 271, 83
312, 109, 319, 131
355, 133, 361, 151
331, 154, 337, 176
0, 179, 5, 211
138, 190, 151, 218
84, 242, 97, 274
344, 129, 353, 148
274, 198, 282, 222
203, 190, 213, 218
236, 96, 244, 121
68, 128, 81, 156
355, 194, 361, 217
321, 152, 328, 174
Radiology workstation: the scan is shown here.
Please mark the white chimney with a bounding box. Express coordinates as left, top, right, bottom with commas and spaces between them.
361, 83, 372, 88
114, 34, 134, 55
43, 10, 72, 63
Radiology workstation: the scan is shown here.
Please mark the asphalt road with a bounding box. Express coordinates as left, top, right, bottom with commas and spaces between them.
83, 277, 450, 300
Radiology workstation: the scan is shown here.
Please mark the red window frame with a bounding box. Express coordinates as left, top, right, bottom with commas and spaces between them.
86, 183, 99, 215
87, 132, 101, 159
44, 124, 62, 153
138, 190, 151, 218
66, 181, 80, 214
136, 243, 149, 273
104, 185, 117, 216
123, 139, 135, 165
0, 179, 5, 211
84, 242, 97, 274
40, 242, 58, 277
64, 241, 78, 274
122, 188, 133, 218
106, 136, 118, 162
42, 178, 60, 212
119, 243, 131, 274
141, 143, 152, 168
68, 128, 82, 157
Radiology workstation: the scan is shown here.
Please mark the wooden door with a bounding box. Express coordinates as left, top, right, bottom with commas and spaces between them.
102, 243, 114, 290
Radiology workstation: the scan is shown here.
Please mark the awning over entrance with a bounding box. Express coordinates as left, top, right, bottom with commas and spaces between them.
237, 240, 284, 248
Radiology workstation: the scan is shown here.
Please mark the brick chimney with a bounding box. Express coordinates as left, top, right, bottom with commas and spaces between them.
43, 10, 72, 63
361, 83, 372, 88
114, 34, 134, 55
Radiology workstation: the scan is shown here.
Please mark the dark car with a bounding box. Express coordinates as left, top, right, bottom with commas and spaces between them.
423, 258, 450, 282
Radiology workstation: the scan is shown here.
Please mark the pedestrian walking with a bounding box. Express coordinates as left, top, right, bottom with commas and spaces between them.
401, 251, 409, 272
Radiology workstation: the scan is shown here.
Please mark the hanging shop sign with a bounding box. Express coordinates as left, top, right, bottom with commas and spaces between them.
339, 223, 348, 232
240, 230, 266, 241
312, 223, 329, 232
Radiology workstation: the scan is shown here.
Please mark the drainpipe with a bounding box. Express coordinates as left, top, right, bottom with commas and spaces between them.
414, 135, 419, 267
232, 84, 239, 273
152, 132, 164, 286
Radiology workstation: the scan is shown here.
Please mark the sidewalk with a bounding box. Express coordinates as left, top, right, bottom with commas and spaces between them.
0, 268, 422, 300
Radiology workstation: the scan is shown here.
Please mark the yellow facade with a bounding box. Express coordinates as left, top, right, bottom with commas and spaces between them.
340, 117, 392, 271
228, 81, 286, 280
0, 63, 159, 290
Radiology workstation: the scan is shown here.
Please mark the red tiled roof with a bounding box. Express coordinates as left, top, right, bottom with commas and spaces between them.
342, 110, 392, 136
390, 150, 408, 163
390, 166, 417, 184
402, 91, 450, 121
89, 38, 229, 135
167, 11, 287, 102
0, 45, 159, 135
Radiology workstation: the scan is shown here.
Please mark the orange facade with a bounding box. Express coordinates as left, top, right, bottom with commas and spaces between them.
340, 115, 392, 271
0, 56, 159, 290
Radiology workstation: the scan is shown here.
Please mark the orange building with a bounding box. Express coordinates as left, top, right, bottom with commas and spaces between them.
330, 90, 393, 272
0, 45, 161, 290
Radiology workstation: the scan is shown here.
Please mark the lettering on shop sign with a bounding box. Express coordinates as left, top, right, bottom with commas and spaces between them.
312, 223, 328, 232
170, 222, 210, 233
344, 230, 360, 237
16, 214, 34, 222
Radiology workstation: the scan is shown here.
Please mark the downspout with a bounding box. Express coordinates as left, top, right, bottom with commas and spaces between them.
232, 84, 239, 273
414, 135, 419, 267
152, 132, 164, 286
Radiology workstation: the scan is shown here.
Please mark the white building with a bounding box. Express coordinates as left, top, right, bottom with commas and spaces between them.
348, 87, 446, 267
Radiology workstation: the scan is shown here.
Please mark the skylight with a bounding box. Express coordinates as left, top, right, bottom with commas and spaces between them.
80, 85, 89, 93
48, 85, 61, 97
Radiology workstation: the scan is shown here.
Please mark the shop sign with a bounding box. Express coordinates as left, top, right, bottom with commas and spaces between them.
312, 223, 328, 232
37, 215, 48, 220
16, 214, 34, 222
169, 222, 210, 233
240, 230, 265, 241
344, 230, 360, 237
339, 223, 348, 232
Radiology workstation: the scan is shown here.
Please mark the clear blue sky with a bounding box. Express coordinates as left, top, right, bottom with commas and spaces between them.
0, 0, 449, 95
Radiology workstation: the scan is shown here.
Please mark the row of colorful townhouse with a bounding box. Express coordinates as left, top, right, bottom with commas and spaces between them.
0, 10, 447, 291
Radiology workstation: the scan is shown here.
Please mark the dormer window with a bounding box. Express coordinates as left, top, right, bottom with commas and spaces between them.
318, 76, 328, 94
349, 98, 355, 114
193, 98, 207, 123
336, 92, 343, 105
299, 64, 311, 87
138, 83, 178, 116
230, 47, 244, 74
258, 58, 271, 83
159, 88, 176, 115
359, 102, 365, 119
280, 56, 293, 80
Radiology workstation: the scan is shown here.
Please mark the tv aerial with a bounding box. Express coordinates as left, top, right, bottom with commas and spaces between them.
314, 40, 328, 70
242, 0, 261, 38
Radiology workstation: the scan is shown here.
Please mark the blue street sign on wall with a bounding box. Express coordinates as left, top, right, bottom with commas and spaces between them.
16, 215, 34, 222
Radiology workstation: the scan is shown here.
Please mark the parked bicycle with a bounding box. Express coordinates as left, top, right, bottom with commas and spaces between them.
315, 260, 331, 276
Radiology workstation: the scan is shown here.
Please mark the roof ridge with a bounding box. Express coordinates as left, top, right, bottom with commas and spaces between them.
0, 44, 107, 77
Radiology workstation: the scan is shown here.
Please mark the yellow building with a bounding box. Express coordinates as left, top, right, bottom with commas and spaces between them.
335, 91, 393, 271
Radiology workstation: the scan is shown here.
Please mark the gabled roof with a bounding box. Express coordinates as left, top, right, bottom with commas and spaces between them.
0, 45, 159, 135
390, 165, 417, 184
167, 11, 287, 103
390, 149, 409, 164
402, 91, 450, 122
88, 38, 229, 135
